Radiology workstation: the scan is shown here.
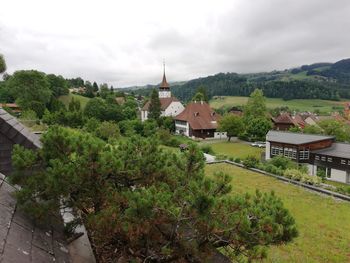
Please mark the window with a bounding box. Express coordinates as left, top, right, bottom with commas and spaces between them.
283, 147, 297, 159
348, 160, 350, 165
321, 156, 326, 161
341, 159, 346, 165
315, 155, 320, 160
327, 157, 332, 162
271, 146, 283, 156
299, 148, 310, 160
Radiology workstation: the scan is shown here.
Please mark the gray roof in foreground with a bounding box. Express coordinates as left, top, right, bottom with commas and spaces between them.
312, 143, 350, 159
0, 174, 71, 263
0, 108, 41, 149
266, 130, 334, 145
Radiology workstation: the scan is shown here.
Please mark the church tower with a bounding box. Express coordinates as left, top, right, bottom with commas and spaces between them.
159, 63, 171, 98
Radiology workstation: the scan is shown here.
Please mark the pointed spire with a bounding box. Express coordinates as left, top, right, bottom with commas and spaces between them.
160, 61, 169, 89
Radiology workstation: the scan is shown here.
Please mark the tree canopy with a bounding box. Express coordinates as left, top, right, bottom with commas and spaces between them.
6, 70, 52, 117
0, 54, 6, 74
11, 126, 297, 262
218, 114, 244, 141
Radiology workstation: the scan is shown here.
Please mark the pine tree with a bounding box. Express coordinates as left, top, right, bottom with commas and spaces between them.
10, 126, 298, 262
148, 89, 161, 120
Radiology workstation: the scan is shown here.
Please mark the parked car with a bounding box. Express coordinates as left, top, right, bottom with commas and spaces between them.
251, 141, 266, 148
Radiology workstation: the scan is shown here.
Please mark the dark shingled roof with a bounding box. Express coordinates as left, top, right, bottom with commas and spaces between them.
0, 174, 71, 263
312, 143, 350, 159
0, 108, 41, 175
266, 130, 334, 145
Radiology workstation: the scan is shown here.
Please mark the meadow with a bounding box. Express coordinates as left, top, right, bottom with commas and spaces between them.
200, 140, 264, 159
206, 163, 350, 262
59, 93, 91, 109
210, 96, 345, 114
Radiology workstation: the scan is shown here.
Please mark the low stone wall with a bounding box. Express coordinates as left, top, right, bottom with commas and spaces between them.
207, 160, 350, 202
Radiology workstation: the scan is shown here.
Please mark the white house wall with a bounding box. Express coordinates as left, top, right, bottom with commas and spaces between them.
265, 141, 271, 160
164, 101, 185, 117
330, 168, 348, 183
175, 121, 189, 137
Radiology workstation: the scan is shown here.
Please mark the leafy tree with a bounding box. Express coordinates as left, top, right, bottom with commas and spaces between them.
92, 82, 99, 92
96, 121, 120, 141
6, 70, 52, 117
84, 97, 108, 120
244, 89, 267, 120
11, 126, 297, 262
218, 114, 245, 141
318, 120, 350, 142
246, 117, 272, 141
192, 92, 205, 102
303, 124, 323, 135
196, 85, 209, 102
47, 74, 69, 97
0, 54, 6, 74
243, 89, 272, 141
148, 89, 161, 120
99, 83, 110, 99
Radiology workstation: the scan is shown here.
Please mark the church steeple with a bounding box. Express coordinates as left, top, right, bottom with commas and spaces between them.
159, 62, 171, 98
160, 62, 169, 89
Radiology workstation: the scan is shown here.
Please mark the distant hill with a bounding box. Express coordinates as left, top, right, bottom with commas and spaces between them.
124, 58, 350, 101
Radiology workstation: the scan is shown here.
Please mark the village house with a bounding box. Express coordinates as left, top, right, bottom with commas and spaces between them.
266, 130, 350, 184
271, 112, 305, 131
175, 101, 226, 139
141, 67, 184, 122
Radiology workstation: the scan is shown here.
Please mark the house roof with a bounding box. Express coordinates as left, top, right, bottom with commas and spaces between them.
273, 113, 295, 124
0, 108, 41, 149
266, 130, 334, 145
272, 113, 305, 128
142, 97, 179, 111
0, 174, 71, 262
312, 143, 350, 159
175, 101, 219, 130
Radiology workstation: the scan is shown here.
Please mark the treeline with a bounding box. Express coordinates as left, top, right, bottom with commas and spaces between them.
131, 73, 341, 102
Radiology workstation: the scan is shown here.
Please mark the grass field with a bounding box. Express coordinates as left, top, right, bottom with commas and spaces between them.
210, 96, 346, 114
201, 140, 264, 159
206, 163, 350, 262
58, 93, 91, 109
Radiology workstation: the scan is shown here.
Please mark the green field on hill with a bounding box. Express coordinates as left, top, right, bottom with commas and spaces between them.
206, 163, 350, 262
58, 93, 90, 109
210, 96, 346, 113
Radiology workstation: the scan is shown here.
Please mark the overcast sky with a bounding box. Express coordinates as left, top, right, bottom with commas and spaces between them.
1, 0, 350, 87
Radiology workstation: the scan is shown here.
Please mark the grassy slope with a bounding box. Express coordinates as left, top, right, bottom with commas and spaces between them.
210, 96, 345, 113
206, 163, 350, 262
58, 93, 90, 109
201, 141, 264, 159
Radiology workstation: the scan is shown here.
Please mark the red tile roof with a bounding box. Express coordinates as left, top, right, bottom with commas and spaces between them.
142, 97, 179, 111
175, 101, 219, 130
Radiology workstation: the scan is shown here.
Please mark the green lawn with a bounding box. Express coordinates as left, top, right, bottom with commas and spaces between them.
201, 141, 264, 159
210, 96, 345, 114
206, 163, 350, 262
58, 93, 91, 109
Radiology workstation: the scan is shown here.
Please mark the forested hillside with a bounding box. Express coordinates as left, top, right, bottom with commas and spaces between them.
127, 58, 350, 101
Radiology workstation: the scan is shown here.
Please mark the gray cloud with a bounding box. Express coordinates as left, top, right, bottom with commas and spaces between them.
0, 0, 350, 87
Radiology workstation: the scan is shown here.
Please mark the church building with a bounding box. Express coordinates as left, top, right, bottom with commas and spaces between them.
141, 66, 184, 122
